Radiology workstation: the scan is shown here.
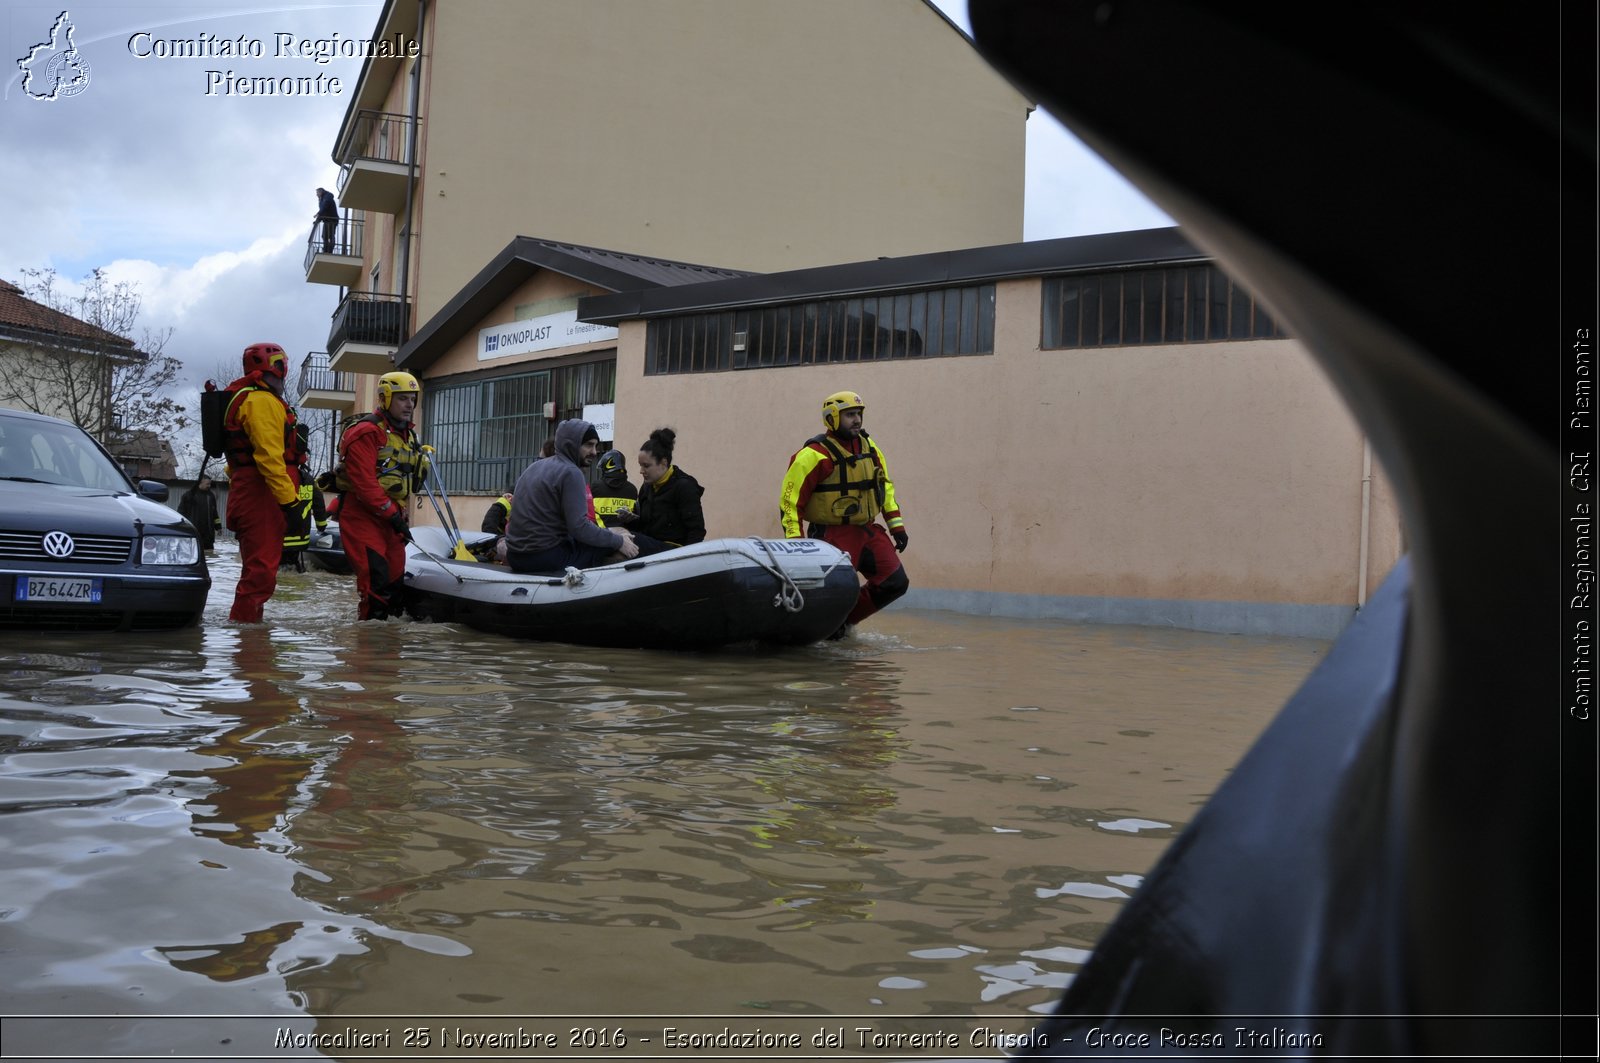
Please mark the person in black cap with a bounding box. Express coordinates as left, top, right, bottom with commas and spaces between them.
504, 419, 637, 574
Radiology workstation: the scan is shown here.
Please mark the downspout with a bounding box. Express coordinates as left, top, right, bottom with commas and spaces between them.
397, 0, 426, 345
1357, 437, 1373, 609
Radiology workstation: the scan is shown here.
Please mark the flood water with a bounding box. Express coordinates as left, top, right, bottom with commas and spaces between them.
1, 543, 1327, 1060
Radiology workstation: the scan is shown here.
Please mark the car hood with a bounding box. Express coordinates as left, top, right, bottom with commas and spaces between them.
0, 480, 193, 534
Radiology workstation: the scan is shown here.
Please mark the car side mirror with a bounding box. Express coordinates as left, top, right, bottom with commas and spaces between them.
138, 480, 169, 502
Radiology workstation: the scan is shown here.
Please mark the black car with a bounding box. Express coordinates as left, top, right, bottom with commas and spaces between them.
0, 407, 210, 631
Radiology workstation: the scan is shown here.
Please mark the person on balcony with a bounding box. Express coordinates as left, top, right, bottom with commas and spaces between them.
315, 187, 338, 254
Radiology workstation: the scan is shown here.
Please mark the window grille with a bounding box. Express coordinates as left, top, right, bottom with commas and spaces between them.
645, 284, 997, 375
1042, 265, 1287, 348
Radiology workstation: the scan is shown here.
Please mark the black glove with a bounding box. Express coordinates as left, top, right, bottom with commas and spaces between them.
280, 502, 301, 527
388, 510, 411, 540
891, 527, 909, 553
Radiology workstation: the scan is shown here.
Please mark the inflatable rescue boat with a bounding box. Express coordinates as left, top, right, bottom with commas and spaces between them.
401, 527, 859, 650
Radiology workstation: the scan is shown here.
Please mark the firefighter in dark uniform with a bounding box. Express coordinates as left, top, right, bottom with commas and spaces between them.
590, 450, 639, 528
281, 433, 329, 572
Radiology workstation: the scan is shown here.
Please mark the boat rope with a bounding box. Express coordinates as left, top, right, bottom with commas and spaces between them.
562, 566, 587, 587
749, 537, 808, 613
410, 539, 465, 583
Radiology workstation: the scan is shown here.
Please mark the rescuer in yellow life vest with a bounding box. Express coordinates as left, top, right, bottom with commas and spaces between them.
778, 390, 909, 638
335, 371, 429, 619
221, 341, 303, 623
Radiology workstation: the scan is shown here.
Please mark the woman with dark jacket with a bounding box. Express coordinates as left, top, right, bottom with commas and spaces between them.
619, 427, 705, 552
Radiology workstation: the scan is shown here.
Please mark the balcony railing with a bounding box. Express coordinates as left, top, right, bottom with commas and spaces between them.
303, 212, 364, 269
297, 351, 356, 397
329, 291, 408, 352
304, 212, 365, 287
335, 109, 417, 171
334, 110, 418, 214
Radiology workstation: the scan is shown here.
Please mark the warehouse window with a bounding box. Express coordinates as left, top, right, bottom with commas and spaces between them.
644, 284, 996, 375
419, 358, 616, 493
1042, 265, 1288, 348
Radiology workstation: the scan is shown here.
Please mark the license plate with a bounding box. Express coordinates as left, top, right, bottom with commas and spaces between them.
14, 576, 102, 603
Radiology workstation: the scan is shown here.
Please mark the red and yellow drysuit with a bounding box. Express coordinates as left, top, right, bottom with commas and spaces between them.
335, 411, 426, 619
222, 376, 302, 623
779, 430, 909, 626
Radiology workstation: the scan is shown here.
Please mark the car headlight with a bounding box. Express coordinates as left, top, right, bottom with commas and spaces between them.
142, 535, 200, 565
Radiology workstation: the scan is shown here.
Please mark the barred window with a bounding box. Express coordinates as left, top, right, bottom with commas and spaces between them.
1042, 265, 1287, 348
416, 359, 616, 493
645, 284, 996, 375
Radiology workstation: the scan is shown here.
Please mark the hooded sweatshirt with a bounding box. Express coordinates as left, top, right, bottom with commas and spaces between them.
506, 419, 623, 554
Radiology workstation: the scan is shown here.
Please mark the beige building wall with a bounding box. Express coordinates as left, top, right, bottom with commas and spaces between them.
409, 0, 1027, 323
607, 279, 1402, 630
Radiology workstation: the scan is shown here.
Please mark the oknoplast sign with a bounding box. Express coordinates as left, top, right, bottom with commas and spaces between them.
479, 310, 618, 360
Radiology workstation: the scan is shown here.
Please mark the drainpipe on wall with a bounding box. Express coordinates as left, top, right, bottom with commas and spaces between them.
1357, 437, 1373, 609
397, 0, 425, 344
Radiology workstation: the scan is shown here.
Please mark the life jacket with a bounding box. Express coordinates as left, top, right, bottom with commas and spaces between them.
800, 431, 886, 527
222, 380, 302, 471
333, 413, 425, 502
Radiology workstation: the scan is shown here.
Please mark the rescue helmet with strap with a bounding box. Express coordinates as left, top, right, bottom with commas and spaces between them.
821, 390, 864, 431
377, 370, 421, 411
242, 342, 288, 379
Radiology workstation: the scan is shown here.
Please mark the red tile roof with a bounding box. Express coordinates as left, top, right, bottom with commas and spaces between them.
0, 278, 136, 350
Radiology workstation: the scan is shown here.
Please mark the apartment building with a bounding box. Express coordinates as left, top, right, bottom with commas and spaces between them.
299, 0, 1030, 423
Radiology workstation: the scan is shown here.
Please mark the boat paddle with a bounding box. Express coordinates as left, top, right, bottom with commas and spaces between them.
422, 445, 473, 556
417, 446, 475, 561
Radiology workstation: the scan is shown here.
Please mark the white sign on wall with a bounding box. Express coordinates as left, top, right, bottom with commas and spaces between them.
583, 403, 616, 440
478, 309, 618, 360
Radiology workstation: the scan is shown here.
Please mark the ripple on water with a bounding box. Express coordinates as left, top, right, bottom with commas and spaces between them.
1, 570, 1329, 1026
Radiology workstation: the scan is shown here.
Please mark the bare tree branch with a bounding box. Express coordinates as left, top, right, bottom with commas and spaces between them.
0, 268, 188, 444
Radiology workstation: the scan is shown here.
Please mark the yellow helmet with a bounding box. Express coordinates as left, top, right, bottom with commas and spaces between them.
821, 390, 864, 431
377, 370, 421, 411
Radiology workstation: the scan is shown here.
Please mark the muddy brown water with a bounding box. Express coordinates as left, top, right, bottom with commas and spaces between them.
0, 543, 1327, 1059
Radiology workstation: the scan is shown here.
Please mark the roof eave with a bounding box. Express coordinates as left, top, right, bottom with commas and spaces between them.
579, 227, 1202, 324
396, 237, 745, 373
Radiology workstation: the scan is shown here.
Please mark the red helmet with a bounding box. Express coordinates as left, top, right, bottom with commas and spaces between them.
242, 342, 288, 378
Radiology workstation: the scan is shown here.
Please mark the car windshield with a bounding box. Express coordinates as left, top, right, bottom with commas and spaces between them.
0, 414, 136, 492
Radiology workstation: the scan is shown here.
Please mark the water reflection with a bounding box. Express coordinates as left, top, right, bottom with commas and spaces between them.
0, 543, 1327, 1050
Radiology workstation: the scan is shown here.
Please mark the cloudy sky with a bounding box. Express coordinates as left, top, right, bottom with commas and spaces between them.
0, 0, 1169, 468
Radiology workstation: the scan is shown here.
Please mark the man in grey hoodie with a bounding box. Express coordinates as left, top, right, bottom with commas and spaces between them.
505, 419, 638, 574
